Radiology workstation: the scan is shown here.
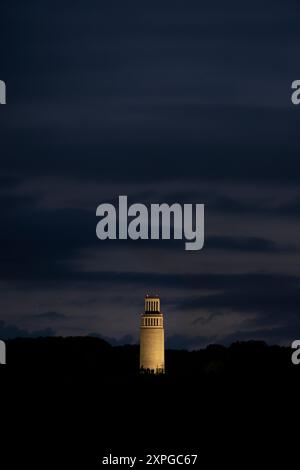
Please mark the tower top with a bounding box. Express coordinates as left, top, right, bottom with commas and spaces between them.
144, 295, 161, 313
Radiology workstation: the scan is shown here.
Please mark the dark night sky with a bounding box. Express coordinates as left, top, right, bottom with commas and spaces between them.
1, 0, 300, 348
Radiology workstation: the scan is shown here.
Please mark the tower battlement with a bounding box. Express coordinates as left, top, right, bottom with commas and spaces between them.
144, 295, 160, 313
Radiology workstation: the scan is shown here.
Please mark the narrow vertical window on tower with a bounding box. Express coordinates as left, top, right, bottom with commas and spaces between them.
139, 295, 165, 374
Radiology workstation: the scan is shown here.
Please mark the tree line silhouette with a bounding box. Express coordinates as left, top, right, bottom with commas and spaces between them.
2, 336, 298, 385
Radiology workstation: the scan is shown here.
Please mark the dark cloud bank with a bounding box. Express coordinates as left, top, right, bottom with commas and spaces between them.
1, 0, 300, 348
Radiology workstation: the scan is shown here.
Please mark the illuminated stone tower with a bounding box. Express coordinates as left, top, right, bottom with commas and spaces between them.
140, 295, 165, 374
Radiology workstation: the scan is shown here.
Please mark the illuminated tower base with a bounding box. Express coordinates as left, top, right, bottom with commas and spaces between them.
140, 295, 165, 374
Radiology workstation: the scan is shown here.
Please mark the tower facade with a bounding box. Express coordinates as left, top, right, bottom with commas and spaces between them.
140, 295, 165, 374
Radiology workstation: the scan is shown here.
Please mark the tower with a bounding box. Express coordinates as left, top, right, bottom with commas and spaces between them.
140, 295, 165, 374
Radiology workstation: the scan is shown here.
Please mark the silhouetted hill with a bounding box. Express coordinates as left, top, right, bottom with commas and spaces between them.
2, 336, 297, 385
2, 336, 299, 467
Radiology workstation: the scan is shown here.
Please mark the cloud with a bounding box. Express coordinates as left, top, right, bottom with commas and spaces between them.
25, 311, 67, 321
0, 185, 295, 284
207, 236, 294, 253
88, 333, 134, 346
0, 321, 55, 340
174, 273, 300, 317
37, 311, 66, 320
221, 325, 299, 347
166, 334, 217, 350
2, 1, 300, 186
